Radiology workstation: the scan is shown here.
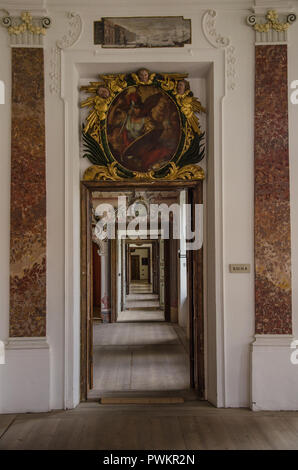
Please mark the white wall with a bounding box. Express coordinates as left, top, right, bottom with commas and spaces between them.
1, 0, 298, 412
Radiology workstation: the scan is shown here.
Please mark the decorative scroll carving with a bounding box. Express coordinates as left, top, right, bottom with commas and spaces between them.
49, 12, 83, 95
247, 10, 296, 43
202, 9, 230, 48
1, 11, 51, 46
202, 10, 236, 91
83, 162, 205, 182
56, 12, 83, 49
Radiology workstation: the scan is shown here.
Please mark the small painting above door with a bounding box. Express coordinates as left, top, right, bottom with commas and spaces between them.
94, 17, 191, 48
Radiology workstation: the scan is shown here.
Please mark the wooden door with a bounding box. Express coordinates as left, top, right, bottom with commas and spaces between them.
152, 242, 158, 294
131, 255, 140, 280
80, 185, 93, 399
164, 239, 171, 322
125, 243, 129, 295
187, 186, 204, 397
92, 242, 101, 319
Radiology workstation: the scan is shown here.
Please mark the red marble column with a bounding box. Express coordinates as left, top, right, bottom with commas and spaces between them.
255, 45, 292, 334
9, 48, 46, 337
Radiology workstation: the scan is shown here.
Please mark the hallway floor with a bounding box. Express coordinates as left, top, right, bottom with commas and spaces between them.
118, 292, 164, 321
1, 402, 298, 450
90, 322, 189, 396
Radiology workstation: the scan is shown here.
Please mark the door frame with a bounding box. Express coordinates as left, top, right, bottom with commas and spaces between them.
80, 180, 204, 401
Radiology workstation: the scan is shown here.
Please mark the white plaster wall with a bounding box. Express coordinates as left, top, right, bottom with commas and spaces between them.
288, 18, 298, 355
0, 22, 11, 412
1, 0, 298, 412
45, 49, 66, 411
216, 10, 255, 408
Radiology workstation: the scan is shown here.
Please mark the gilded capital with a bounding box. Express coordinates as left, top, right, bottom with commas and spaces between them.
247, 9, 296, 43
1, 11, 51, 46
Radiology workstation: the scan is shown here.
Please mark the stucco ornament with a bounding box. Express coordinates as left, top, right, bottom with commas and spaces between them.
202, 9, 230, 48
49, 12, 83, 95
202, 9, 236, 91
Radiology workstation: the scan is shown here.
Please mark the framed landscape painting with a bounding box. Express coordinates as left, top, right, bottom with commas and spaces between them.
94, 16, 191, 48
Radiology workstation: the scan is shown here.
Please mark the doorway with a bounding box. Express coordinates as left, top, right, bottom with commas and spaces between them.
81, 181, 204, 401
116, 240, 162, 322
131, 255, 140, 281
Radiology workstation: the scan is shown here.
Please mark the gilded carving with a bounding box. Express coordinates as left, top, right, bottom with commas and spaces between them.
1, 11, 51, 45
247, 10, 296, 34
83, 162, 204, 182
81, 69, 206, 181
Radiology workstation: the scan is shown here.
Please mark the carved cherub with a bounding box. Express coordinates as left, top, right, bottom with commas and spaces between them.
131, 68, 155, 85
174, 79, 206, 135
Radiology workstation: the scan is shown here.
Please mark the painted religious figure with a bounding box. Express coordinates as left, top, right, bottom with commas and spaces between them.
80, 68, 206, 181
106, 84, 181, 172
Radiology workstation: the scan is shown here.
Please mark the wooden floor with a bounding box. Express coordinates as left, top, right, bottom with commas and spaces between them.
2, 320, 297, 450
117, 293, 164, 321
90, 322, 189, 396
1, 402, 298, 450
117, 310, 165, 321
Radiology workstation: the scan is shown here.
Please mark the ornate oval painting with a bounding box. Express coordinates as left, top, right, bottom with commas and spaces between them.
106, 85, 181, 173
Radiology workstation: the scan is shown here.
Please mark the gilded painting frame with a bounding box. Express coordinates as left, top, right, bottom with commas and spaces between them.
81, 69, 206, 181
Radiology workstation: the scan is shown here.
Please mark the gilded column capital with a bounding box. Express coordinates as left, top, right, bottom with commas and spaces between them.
1, 11, 51, 47
247, 9, 296, 43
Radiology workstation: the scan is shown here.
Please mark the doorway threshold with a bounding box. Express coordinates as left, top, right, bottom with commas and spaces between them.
88, 389, 198, 402
100, 396, 184, 404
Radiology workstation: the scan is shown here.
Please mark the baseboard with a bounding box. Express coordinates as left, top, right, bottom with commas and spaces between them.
0, 337, 50, 413
251, 334, 298, 410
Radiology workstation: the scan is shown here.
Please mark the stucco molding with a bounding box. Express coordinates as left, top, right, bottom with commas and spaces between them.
252, 334, 294, 347
49, 12, 83, 95
202, 9, 236, 91
6, 337, 50, 350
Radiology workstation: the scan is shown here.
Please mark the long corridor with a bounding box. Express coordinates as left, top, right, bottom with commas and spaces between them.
118, 282, 164, 321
